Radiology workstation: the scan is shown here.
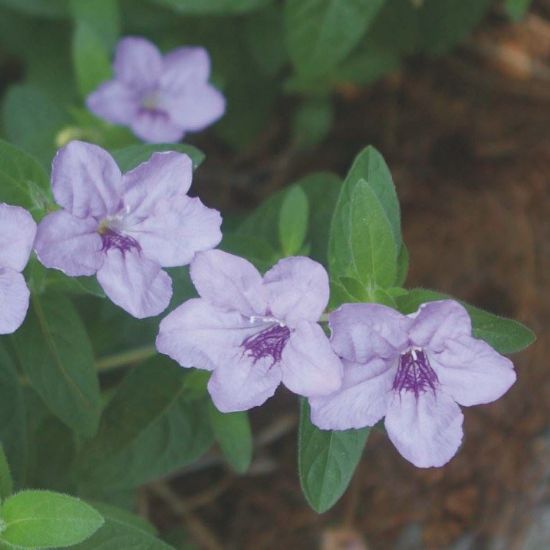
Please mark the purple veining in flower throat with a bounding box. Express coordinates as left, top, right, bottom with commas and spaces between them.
156, 250, 343, 413
392, 348, 438, 397
241, 323, 291, 366
33, 141, 223, 319
310, 300, 517, 468
100, 228, 141, 254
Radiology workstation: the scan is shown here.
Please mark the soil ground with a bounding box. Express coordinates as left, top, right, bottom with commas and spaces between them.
154, 10, 550, 550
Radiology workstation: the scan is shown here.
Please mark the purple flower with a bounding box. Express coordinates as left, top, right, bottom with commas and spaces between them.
34, 140, 222, 319
156, 250, 343, 412
0, 203, 36, 333
86, 36, 225, 143
309, 300, 517, 468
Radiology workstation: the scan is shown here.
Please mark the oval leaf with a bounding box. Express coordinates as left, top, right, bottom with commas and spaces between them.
208, 403, 252, 474
298, 400, 369, 513
285, 0, 386, 77
279, 185, 309, 256
0, 491, 103, 548
11, 293, 101, 437
72, 502, 173, 549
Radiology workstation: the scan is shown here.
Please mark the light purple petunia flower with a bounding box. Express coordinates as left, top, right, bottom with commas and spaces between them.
34, 140, 222, 319
86, 36, 225, 143
0, 203, 36, 334
156, 250, 344, 412
309, 300, 517, 468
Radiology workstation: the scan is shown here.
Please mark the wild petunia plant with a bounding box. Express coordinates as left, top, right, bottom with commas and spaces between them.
0, 137, 535, 547
0, 3, 538, 546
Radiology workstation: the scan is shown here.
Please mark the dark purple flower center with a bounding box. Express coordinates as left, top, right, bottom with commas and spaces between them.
139, 90, 170, 118
241, 324, 291, 366
392, 348, 438, 397
100, 228, 141, 254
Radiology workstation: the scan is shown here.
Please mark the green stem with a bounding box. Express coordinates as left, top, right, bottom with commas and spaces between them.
96, 345, 156, 372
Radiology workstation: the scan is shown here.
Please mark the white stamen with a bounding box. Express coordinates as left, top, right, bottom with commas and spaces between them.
249, 315, 286, 327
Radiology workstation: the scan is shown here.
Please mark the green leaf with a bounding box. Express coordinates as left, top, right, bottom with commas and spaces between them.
112, 143, 205, 172
27, 261, 105, 298
396, 289, 536, 354
11, 293, 101, 437
0, 0, 69, 18
77, 357, 186, 477
298, 400, 369, 513
72, 502, 173, 549
395, 244, 409, 287
344, 146, 401, 249
25, 407, 77, 494
0, 491, 103, 548
208, 404, 252, 474
69, 0, 119, 48
2, 84, 70, 169
419, 0, 492, 55
72, 21, 112, 98
0, 138, 52, 219
351, 180, 397, 287
76, 360, 213, 489
244, 4, 287, 77
0, 343, 26, 487
0, 446, 13, 501
279, 186, 309, 256
70, 0, 119, 98
220, 233, 278, 273
329, 146, 402, 290
504, 0, 533, 20
285, 0, 386, 78
292, 98, 333, 149
149, 0, 270, 15
239, 172, 342, 263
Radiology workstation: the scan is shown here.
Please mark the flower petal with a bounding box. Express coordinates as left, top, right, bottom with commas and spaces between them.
161, 47, 211, 91
0, 268, 30, 334
0, 204, 36, 272
129, 196, 221, 267
97, 249, 172, 318
430, 336, 516, 407
156, 298, 255, 371
329, 303, 410, 363
122, 151, 193, 221
385, 390, 464, 468
280, 321, 343, 397
190, 250, 267, 317
114, 36, 162, 89
208, 352, 282, 412
164, 85, 225, 132
52, 141, 122, 219
263, 257, 329, 326
409, 300, 472, 353
86, 80, 140, 125
130, 110, 184, 144
34, 211, 104, 276
309, 358, 394, 430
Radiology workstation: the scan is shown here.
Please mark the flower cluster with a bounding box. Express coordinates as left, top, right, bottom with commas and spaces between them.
1, 35, 519, 471
156, 251, 517, 467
